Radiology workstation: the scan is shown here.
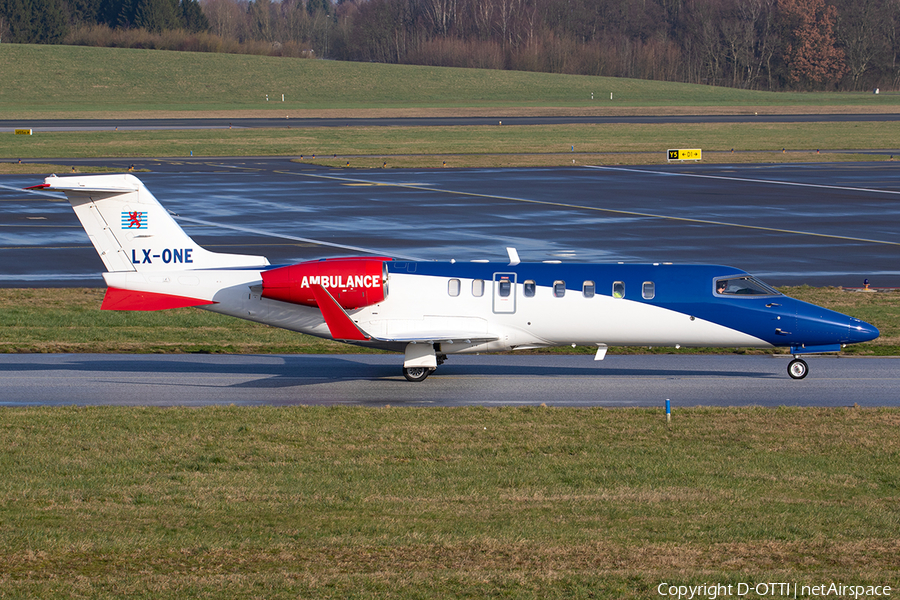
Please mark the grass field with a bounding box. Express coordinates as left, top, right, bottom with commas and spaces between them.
1, 406, 898, 598
3, 122, 899, 168
2, 44, 900, 117
0, 287, 896, 355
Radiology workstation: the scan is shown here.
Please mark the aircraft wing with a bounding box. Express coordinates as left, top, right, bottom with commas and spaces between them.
311, 284, 497, 345
370, 333, 499, 345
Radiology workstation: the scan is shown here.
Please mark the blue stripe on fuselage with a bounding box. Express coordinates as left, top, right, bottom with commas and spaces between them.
388, 261, 744, 302
386, 261, 869, 348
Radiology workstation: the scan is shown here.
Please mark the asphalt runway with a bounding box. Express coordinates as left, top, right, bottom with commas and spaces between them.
0, 354, 894, 407
4, 113, 900, 132
2, 158, 899, 287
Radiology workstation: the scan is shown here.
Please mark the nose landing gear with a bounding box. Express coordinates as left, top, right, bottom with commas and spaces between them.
788, 358, 808, 379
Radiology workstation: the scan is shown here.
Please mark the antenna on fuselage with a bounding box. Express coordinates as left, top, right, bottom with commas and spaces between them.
506, 247, 520, 266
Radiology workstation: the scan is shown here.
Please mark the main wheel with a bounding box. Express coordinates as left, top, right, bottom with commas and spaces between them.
403, 366, 432, 382
788, 358, 808, 380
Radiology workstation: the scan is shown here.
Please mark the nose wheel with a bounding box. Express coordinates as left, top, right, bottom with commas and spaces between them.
788, 358, 808, 379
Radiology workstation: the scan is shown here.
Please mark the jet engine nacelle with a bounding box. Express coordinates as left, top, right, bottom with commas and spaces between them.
261, 257, 390, 310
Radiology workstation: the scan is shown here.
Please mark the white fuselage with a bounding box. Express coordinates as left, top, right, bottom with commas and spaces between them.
158, 268, 770, 355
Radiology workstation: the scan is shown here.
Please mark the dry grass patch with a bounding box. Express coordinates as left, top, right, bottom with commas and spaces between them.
0, 162, 121, 175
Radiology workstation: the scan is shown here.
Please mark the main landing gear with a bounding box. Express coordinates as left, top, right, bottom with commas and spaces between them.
787, 357, 809, 380
403, 366, 434, 382
402, 352, 446, 382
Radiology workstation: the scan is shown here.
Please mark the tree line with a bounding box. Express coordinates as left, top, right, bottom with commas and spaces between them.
2, 0, 898, 91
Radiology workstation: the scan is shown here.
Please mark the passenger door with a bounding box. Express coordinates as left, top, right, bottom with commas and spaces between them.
492, 272, 517, 314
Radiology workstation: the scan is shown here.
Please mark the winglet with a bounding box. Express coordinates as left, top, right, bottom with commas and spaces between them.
310, 284, 371, 341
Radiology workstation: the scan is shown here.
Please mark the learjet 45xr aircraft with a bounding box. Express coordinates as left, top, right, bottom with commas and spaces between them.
31, 173, 879, 381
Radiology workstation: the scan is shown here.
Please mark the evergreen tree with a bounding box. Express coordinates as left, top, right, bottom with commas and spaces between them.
181, 0, 208, 32
134, 0, 180, 32
0, 0, 30, 43
0, 0, 67, 42
107, 0, 136, 28
32, 0, 68, 42
67, 0, 103, 24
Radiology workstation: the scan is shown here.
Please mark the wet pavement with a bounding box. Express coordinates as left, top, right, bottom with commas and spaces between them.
2, 158, 898, 288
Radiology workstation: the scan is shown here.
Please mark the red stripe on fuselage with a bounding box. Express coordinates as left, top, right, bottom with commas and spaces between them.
101, 287, 215, 311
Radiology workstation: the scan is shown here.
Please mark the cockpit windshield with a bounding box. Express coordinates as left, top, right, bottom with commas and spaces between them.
715, 276, 780, 296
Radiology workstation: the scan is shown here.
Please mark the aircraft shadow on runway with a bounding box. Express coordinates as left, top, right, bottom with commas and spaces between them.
0, 355, 779, 389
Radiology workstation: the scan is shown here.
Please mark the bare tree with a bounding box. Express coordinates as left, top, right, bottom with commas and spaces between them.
470, 0, 493, 40
420, 0, 457, 36
834, 0, 886, 89
687, 0, 725, 85
495, 0, 525, 46
248, 0, 274, 41
201, 0, 247, 40
719, 0, 776, 88
883, 0, 900, 88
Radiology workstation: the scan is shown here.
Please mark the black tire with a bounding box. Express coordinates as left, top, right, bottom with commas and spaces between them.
403, 366, 432, 382
788, 358, 808, 380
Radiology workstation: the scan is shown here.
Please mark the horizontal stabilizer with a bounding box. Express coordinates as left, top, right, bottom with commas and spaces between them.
101, 287, 216, 311
31, 178, 139, 194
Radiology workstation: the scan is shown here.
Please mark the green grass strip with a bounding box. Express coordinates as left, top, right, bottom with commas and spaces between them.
0, 405, 898, 598
2, 123, 900, 168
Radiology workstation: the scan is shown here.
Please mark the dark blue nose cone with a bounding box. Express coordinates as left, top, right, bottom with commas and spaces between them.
791, 299, 879, 349
848, 318, 879, 344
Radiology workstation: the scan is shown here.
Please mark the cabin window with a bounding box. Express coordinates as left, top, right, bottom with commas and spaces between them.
523, 280, 536, 297
472, 279, 485, 297
642, 281, 655, 300
448, 279, 460, 297
613, 281, 625, 298
583, 281, 595, 298
553, 280, 566, 297
498, 278, 511, 297
715, 276, 779, 296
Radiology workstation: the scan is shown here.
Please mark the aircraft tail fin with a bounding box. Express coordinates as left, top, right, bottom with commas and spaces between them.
37, 174, 269, 273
